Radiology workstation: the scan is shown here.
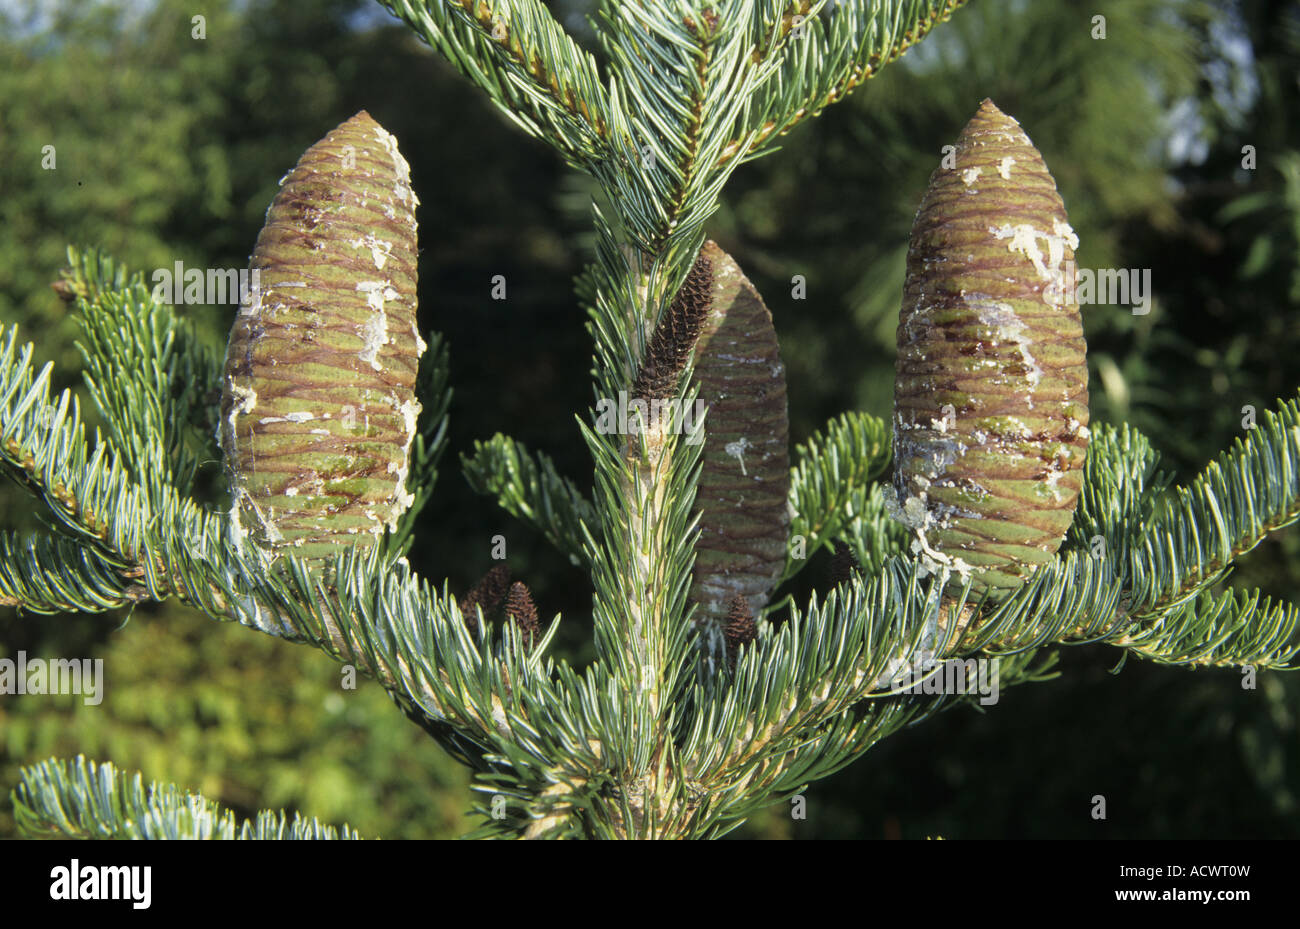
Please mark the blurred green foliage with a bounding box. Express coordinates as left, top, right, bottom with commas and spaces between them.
0, 604, 473, 839
1, 0, 1297, 838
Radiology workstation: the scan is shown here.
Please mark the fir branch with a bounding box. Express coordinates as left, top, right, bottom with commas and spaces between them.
836, 483, 909, 579
1113, 587, 1299, 669
594, 0, 771, 254
685, 556, 954, 788
0, 321, 581, 788
688, 528, 1226, 816
575, 210, 709, 793
960, 544, 1300, 672
680, 556, 1061, 828
68, 247, 221, 500
577, 400, 705, 747
1064, 421, 1173, 555
745, 0, 815, 71
0, 323, 176, 588
198, 545, 542, 765
53, 245, 131, 304
0, 531, 149, 614
1127, 393, 1300, 617
955, 409, 1300, 670
705, 647, 1055, 829
782, 410, 891, 581
13, 756, 363, 839
378, 0, 610, 168
461, 433, 597, 567
719, 0, 970, 166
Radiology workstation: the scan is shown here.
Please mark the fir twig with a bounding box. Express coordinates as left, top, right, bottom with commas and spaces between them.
783, 410, 892, 582
717, 0, 970, 166
13, 756, 364, 840
378, 0, 610, 168
462, 434, 597, 568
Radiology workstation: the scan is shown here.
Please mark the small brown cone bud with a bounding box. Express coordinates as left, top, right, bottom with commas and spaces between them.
723, 595, 757, 670
631, 253, 713, 402
220, 111, 424, 567
461, 562, 511, 637
890, 99, 1089, 596
504, 581, 540, 650
50, 279, 78, 303
828, 540, 861, 587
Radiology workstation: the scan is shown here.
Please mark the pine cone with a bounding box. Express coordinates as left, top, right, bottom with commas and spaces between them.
890, 99, 1089, 596
220, 111, 424, 566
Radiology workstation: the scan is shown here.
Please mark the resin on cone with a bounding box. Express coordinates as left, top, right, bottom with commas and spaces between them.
220, 111, 424, 565
890, 99, 1089, 595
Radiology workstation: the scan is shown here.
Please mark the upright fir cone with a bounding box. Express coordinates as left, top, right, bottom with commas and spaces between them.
890, 99, 1089, 596
460, 562, 511, 638
631, 252, 714, 402
503, 581, 540, 650
687, 242, 791, 638
220, 111, 424, 567
828, 540, 862, 588
723, 595, 757, 670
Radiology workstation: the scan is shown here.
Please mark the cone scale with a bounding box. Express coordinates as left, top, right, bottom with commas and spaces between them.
890, 99, 1089, 595
220, 111, 424, 565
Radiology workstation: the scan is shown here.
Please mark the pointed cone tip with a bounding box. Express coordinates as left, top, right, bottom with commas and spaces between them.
961, 98, 1030, 145
973, 98, 1020, 126
328, 111, 379, 137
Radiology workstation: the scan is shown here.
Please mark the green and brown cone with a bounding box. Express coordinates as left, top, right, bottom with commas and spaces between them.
220, 111, 424, 566
688, 241, 790, 637
890, 99, 1089, 596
